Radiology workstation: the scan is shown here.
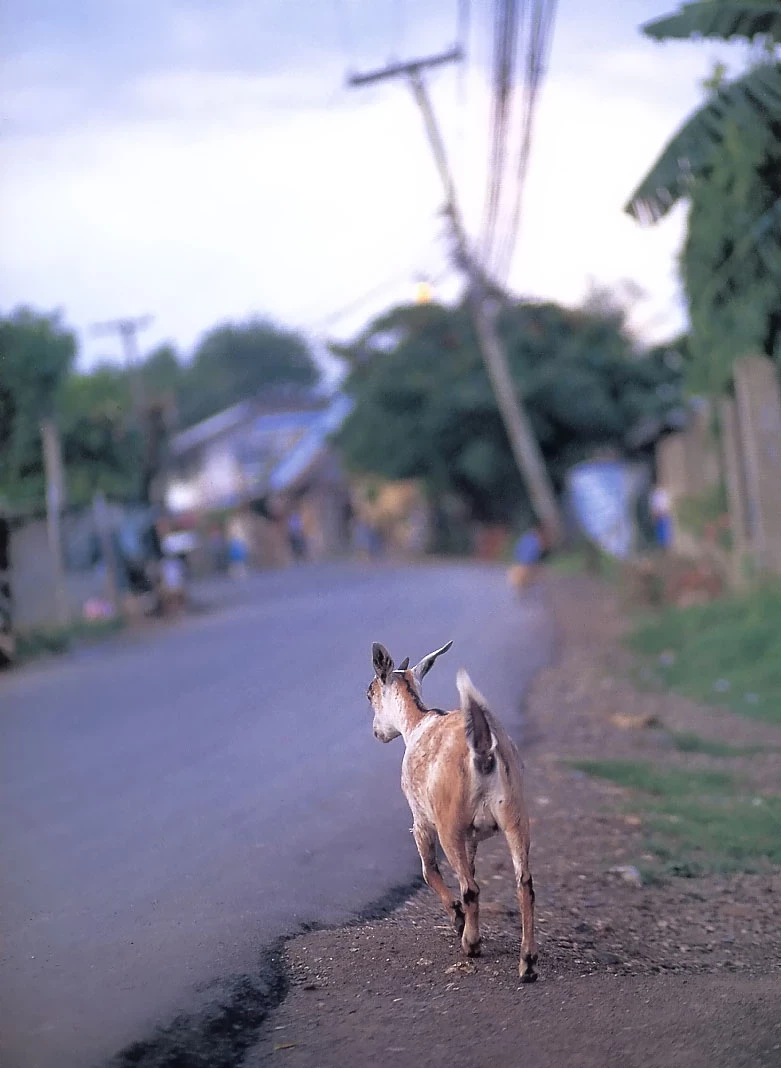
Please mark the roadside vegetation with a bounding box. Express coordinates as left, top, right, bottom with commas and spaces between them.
572, 758, 781, 878
15, 616, 125, 664
629, 585, 781, 726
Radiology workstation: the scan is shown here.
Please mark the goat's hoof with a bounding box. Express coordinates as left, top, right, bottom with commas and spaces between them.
451, 902, 466, 936
519, 951, 538, 983
462, 939, 482, 958
519, 969, 538, 984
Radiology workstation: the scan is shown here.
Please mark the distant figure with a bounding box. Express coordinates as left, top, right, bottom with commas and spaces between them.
160, 553, 186, 615
228, 535, 249, 579
649, 484, 673, 550
287, 511, 306, 561
207, 525, 227, 573
508, 524, 550, 593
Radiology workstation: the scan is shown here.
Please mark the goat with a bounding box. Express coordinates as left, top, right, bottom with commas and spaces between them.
367, 641, 538, 982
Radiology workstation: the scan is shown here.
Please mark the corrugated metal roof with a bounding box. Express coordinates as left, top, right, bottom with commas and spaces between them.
269, 394, 353, 493
170, 388, 326, 458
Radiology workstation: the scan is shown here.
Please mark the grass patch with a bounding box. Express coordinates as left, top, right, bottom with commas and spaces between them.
16, 616, 125, 663
629, 585, 781, 725
572, 758, 781, 876
668, 730, 769, 758
548, 549, 589, 575
572, 760, 734, 797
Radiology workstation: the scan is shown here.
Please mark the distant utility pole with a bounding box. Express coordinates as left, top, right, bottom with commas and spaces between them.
91, 315, 159, 506
91, 315, 154, 429
40, 417, 70, 627
348, 49, 563, 543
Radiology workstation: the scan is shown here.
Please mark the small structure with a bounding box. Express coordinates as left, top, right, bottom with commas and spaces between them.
162, 388, 354, 566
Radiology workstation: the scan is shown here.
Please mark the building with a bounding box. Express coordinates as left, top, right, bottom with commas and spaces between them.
162, 388, 354, 565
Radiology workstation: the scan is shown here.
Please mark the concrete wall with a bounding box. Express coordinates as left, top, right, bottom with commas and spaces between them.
10, 519, 106, 631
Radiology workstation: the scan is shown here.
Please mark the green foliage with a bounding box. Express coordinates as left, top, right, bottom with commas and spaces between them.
60, 367, 143, 507
16, 615, 125, 662
573, 757, 781, 875
0, 308, 76, 505
643, 2, 781, 46
630, 585, 781, 723
143, 343, 183, 401
626, 5, 781, 389
1, 313, 322, 510
180, 318, 318, 425
335, 299, 682, 522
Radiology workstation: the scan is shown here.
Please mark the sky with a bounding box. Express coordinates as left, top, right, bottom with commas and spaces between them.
0, 1, 744, 377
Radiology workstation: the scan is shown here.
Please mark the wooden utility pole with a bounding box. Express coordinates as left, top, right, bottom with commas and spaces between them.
91, 315, 153, 429
92, 492, 122, 615
348, 51, 562, 542
40, 417, 70, 626
92, 315, 161, 505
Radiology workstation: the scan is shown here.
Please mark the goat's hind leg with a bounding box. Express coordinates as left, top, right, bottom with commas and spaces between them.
501, 820, 538, 983
439, 834, 481, 957
412, 822, 465, 937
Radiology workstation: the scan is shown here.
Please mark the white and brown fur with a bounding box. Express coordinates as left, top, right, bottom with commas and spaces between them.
367, 641, 538, 982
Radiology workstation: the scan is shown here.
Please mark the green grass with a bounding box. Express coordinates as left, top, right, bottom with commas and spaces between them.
668, 730, 769, 758
548, 549, 589, 575
572, 758, 781, 876
573, 760, 735, 797
16, 616, 125, 663
629, 586, 781, 725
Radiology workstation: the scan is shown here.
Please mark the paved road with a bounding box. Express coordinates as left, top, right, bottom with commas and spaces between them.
0, 563, 553, 1068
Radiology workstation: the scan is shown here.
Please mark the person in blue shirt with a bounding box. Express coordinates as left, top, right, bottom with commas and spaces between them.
508, 524, 550, 593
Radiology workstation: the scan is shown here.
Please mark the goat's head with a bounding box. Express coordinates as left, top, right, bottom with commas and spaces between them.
367, 641, 453, 742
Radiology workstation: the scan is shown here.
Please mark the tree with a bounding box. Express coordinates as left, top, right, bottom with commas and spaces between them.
0, 308, 76, 507
180, 318, 319, 425
59, 366, 142, 507
142, 343, 183, 403
626, 2, 781, 392
335, 299, 683, 523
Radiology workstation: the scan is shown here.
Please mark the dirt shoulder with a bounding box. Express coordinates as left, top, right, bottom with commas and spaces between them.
246, 575, 781, 1068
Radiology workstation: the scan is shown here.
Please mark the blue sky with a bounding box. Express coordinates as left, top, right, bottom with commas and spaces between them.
0, 1, 743, 374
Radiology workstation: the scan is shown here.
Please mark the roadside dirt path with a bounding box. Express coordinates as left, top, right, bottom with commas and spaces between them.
246, 576, 781, 1068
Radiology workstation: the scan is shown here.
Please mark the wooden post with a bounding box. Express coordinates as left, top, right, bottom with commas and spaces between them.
40, 418, 70, 627
718, 398, 750, 587
92, 492, 121, 616
347, 50, 563, 545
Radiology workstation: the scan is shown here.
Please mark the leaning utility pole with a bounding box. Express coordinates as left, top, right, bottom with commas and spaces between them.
348, 49, 563, 543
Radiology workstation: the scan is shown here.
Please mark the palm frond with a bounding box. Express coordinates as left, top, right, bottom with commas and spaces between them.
625, 61, 781, 222
644, 2, 781, 45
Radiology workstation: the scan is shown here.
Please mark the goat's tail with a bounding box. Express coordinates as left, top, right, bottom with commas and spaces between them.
457, 669, 497, 775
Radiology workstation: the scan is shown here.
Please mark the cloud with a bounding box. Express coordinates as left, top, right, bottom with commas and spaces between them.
0, 2, 740, 370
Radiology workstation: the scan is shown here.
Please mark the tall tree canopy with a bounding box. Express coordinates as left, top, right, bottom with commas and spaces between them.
626, 2, 781, 392
335, 299, 684, 523
0, 308, 76, 507
180, 318, 319, 425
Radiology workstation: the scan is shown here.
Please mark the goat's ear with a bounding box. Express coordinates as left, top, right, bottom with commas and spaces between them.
413, 640, 453, 683
398, 657, 410, 671
372, 642, 394, 683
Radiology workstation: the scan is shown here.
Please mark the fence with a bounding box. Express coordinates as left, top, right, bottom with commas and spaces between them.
656, 355, 781, 582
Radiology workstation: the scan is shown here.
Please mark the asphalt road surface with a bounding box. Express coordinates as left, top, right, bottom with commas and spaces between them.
0, 563, 553, 1068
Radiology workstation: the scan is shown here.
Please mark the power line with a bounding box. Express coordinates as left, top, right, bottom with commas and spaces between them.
347, 49, 563, 540
494, 0, 558, 282
479, 0, 516, 266
477, 1, 558, 283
